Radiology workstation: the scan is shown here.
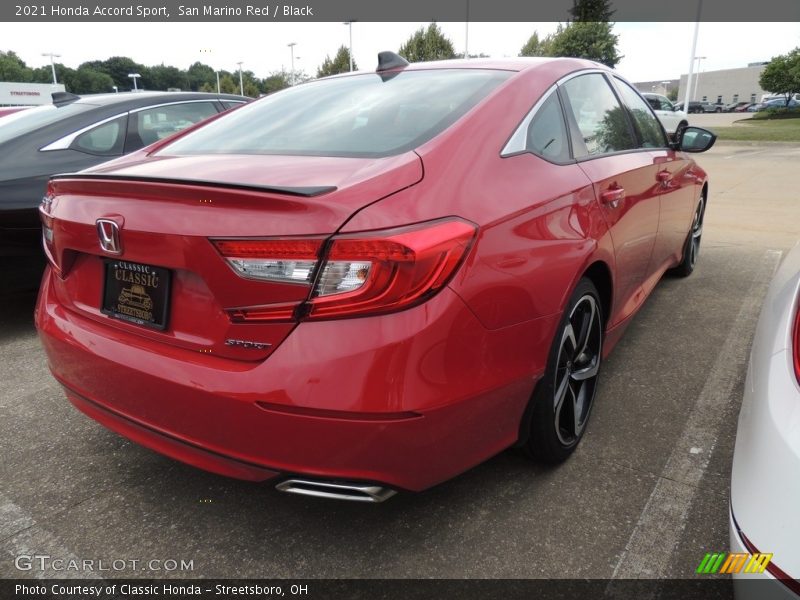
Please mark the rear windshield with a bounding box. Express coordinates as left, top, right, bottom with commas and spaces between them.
161, 69, 512, 158
0, 103, 93, 145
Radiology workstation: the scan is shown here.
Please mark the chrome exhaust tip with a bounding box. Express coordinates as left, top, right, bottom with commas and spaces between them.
275, 479, 397, 503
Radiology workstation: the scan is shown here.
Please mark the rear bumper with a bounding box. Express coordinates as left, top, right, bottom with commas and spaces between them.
37, 267, 549, 491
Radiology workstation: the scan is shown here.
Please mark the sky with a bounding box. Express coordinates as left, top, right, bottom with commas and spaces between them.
2, 21, 799, 85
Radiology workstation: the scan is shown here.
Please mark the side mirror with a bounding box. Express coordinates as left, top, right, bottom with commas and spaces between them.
674, 126, 716, 153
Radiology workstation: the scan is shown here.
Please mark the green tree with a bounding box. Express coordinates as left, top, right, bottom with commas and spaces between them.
548, 21, 622, 68
398, 23, 457, 63
218, 73, 238, 94
146, 64, 186, 91
760, 48, 800, 106
63, 67, 115, 94
569, 0, 614, 22
317, 45, 357, 78
261, 71, 291, 94
186, 61, 216, 91
520, 32, 554, 57
83, 56, 146, 90
0, 51, 33, 82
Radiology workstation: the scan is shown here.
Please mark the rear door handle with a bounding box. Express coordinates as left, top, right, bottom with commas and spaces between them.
600, 187, 625, 208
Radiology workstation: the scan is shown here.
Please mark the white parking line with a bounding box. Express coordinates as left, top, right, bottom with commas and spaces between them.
724, 149, 767, 159
607, 249, 782, 585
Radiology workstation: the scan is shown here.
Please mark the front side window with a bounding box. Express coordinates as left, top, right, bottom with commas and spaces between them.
560, 73, 636, 157
613, 79, 667, 148
160, 69, 512, 158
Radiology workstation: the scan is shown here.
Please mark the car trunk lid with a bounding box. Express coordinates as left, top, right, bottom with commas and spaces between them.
42, 152, 423, 361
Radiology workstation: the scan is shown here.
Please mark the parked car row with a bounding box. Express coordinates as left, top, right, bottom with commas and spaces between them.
673, 100, 724, 114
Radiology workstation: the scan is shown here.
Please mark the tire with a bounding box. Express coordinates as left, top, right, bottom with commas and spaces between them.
715, 107, 722, 113
669, 192, 706, 277
524, 278, 603, 464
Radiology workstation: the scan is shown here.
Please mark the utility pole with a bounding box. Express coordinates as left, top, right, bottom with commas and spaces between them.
236, 61, 244, 96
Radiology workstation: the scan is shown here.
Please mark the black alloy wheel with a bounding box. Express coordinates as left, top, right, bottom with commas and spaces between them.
525, 278, 603, 463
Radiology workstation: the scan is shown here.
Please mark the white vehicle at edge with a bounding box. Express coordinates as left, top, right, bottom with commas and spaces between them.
730, 242, 800, 600
642, 92, 688, 137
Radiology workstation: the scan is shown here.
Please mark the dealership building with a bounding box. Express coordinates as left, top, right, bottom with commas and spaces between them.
677, 63, 769, 105
0, 82, 66, 106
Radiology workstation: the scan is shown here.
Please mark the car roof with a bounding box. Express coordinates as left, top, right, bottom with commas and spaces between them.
72, 91, 248, 107
324, 56, 609, 82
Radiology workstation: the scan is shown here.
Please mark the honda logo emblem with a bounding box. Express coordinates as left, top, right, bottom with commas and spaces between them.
96, 219, 122, 254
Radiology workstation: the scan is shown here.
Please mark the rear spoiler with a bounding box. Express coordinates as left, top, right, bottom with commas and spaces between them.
48, 173, 337, 198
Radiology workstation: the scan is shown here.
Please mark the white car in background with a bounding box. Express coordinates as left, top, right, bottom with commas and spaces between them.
730, 243, 800, 599
642, 92, 688, 138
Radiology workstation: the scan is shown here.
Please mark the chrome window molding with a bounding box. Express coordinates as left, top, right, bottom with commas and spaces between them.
501, 85, 559, 157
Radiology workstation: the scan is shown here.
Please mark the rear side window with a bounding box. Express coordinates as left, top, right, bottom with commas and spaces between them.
160, 69, 512, 158
526, 92, 571, 162
126, 102, 218, 152
614, 79, 667, 148
560, 73, 636, 158
71, 115, 126, 156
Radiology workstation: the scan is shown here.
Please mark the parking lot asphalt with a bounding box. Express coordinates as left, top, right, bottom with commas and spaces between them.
1, 143, 798, 582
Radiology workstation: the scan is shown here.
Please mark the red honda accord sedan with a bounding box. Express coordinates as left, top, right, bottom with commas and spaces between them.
36, 54, 715, 501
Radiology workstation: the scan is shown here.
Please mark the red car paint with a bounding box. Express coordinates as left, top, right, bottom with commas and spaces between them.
36, 58, 708, 492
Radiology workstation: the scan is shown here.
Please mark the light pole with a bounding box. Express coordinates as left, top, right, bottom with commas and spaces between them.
128, 73, 141, 91
41, 52, 61, 84
465, 0, 470, 59
343, 22, 354, 71
693, 56, 706, 101
683, 0, 703, 106
236, 61, 244, 96
288, 42, 297, 85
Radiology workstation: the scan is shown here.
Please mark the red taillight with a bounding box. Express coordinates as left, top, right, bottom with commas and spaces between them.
39, 189, 59, 273
307, 219, 477, 319
213, 218, 477, 322
793, 299, 800, 385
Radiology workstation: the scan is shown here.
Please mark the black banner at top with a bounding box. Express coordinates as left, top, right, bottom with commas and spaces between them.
2, 0, 799, 22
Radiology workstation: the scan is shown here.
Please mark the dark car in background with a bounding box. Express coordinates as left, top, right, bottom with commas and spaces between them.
675, 101, 721, 114
0, 91, 247, 290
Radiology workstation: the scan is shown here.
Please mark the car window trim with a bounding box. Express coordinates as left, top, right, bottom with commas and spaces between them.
39, 100, 224, 152
500, 85, 576, 165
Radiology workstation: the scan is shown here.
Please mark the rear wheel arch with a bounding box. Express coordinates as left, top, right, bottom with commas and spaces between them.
515, 260, 612, 448
583, 261, 613, 328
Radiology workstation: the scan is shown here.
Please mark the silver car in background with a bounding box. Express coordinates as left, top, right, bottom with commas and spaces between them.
730, 243, 800, 599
